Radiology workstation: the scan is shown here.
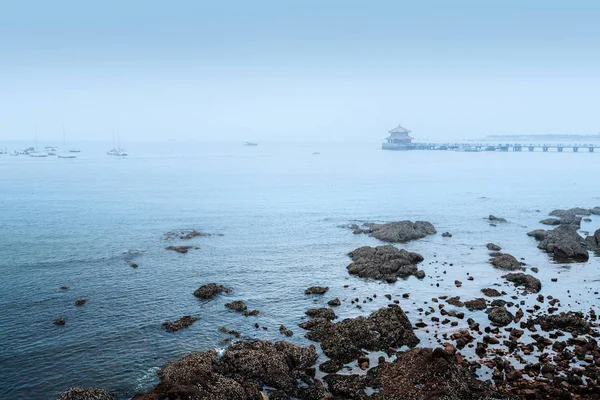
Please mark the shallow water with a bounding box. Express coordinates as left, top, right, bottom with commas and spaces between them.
1, 141, 599, 399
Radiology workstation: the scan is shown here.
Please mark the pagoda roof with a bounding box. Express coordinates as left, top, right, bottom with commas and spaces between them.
389, 124, 411, 134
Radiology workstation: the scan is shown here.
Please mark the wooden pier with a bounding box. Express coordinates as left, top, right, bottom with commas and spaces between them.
382, 142, 597, 152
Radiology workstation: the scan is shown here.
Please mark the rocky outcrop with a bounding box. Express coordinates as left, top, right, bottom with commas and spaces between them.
132, 340, 319, 400
528, 225, 589, 262
162, 316, 200, 332
464, 298, 486, 311
300, 305, 419, 363
305, 308, 336, 320
353, 220, 436, 243
527, 311, 591, 335
366, 346, 503, 400
347, 245, 425, 283
225, 301, 247, 312
487, 306, 514, 326
590, 206, 600, 215
193, 283, 232, 299
540, 214, 582, 228
304, 286, 329, 295
502, 273, 541, 293
481, 288, 502, 297
489, 253, 525, 271
549, 207, 591, 217
58, 388, 115, 400
586, 229, 600, 252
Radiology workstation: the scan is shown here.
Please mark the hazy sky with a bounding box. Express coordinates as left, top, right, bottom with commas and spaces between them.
1, 0, 599, 142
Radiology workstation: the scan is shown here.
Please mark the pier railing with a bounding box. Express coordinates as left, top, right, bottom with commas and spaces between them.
382, 142, 597, 152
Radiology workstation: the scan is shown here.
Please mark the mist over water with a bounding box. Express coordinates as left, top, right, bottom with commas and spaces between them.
1, 142, 599, 398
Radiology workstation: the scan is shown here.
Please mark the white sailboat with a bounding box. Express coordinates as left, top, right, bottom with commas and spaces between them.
107, 130, 129, 156
29, 126, 49, 157
58, 126, 76, 159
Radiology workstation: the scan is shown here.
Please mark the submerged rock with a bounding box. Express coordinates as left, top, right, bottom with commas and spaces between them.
527, 225, 589, 262
489, 253, 525, 271
162, 316, 200, 332
488, 215, 507, 223
163, 229, 213, 240
486, 243, 502, 251
193, 283, 232, 299
502, 273, 542, 294
53, 318, 66, 325
74, 299, 87, 306
354, 220, 437, 243
132, 340, 318, 400
300, 305, 419, 363
347, 245, 425, 283
305, 286, 329, 295
164, 245, 196, 254
58, 388, 115, 400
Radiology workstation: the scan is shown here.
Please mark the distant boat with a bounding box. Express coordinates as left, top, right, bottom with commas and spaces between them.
244, 142, 258, 146
29, 151, 49, 158
59, 126, 76, 159
107, 131, 129, 156
10, 151, 19, 156
0, 147, 7, 155
312, 152, 320, 155
68, 149, 81, 153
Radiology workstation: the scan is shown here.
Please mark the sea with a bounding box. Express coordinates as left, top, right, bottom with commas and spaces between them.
1, 140, 599, 399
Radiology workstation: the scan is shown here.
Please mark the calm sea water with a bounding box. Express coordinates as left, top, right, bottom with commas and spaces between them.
1, 140, 599, 399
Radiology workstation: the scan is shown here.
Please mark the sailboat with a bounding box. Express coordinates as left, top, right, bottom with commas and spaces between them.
29, 126, 49, 157
107, 130, 129, 156
58, 126, 76, 159
0, 147, 7, 155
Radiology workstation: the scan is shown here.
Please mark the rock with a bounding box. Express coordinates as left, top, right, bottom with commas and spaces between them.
279, 325, 293, 337
328, 298, 341, 306
365, 347, 504, 400
130, 263, 139, 268
74, 299, 86, 306
464, 298, 487, 311
225, 301, 247, 312
194, 283, 232, 299
487, 306, 514, 326
162, 316, 200, 332
442, 232, 452, 237
530, 311, 591, 334
347, 245, 425, 283
133, 340, 318, 400
164, 245, 195, 254
57, 388, 115, 400
527, 225, 589, 262
305, 286, 329, 295
488, 215, 507, 223
355, 220, 437, 243
323, 374, 366, 398
502, 273, 542, 294
163, 229, 212, 240
481, 288, 502, 297
590, 206, 600, 215
53, 318, 66, 325
300, 305, 419, 363
305, 308, 336, 320
586, 229, 600, 252
486, 243, 502, 251
549, 207, 591, 217
490, 253, 525, 271
319, 359, 343, 373
243, 309, 260, 317
60, 286, 69, 291
540, 218, 562, 226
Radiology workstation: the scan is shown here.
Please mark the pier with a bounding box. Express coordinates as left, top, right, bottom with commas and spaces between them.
382, 142, 597, 152
382, 124, 598, 152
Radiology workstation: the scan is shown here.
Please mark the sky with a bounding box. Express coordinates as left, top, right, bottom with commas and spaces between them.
1, 0, 599, 143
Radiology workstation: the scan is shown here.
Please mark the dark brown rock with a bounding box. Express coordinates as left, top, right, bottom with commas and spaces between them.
193, 283, 232, 299
502, 273, 542, 294
490, 253, 525, 271
347, 245, 425, 283
305, 286, 329, 295
162, 316, 200, 332
58, 388, 115, 400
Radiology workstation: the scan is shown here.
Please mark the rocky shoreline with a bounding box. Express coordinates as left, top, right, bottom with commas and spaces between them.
57, 213, 600, 399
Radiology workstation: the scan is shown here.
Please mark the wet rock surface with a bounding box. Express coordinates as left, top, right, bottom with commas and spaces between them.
352, 220, 437, 243
488, 215, 507, 223
366, 346, 505, 400
489, 253, 525, 271
486, 243, 502, 251
162, 316, 200, 332
164, 245, 197, 254
528, 225, 589, 262
300, 305, 419, 363
225, 300, 248, 312
193, 283, 232, 299
487, 306, 514, 326
481, 288, 502, 297
58, 388, 115, 400
347, 245, 425, 283
502, 273, 542, 293
133, 340, 319, 400
304, 286, 329, 295
586, 228, 600, 252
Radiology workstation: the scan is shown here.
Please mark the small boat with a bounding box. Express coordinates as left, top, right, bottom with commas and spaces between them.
29, 151, 49, 157
10, 151, 19, 156
0, 147, 7, 155
312, 152, 320, 155
59, 126, 77, 159
107, 131, 129, 156
58, 154, 76, 159
244, 142, 258, 146
68, 148, 81, 153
